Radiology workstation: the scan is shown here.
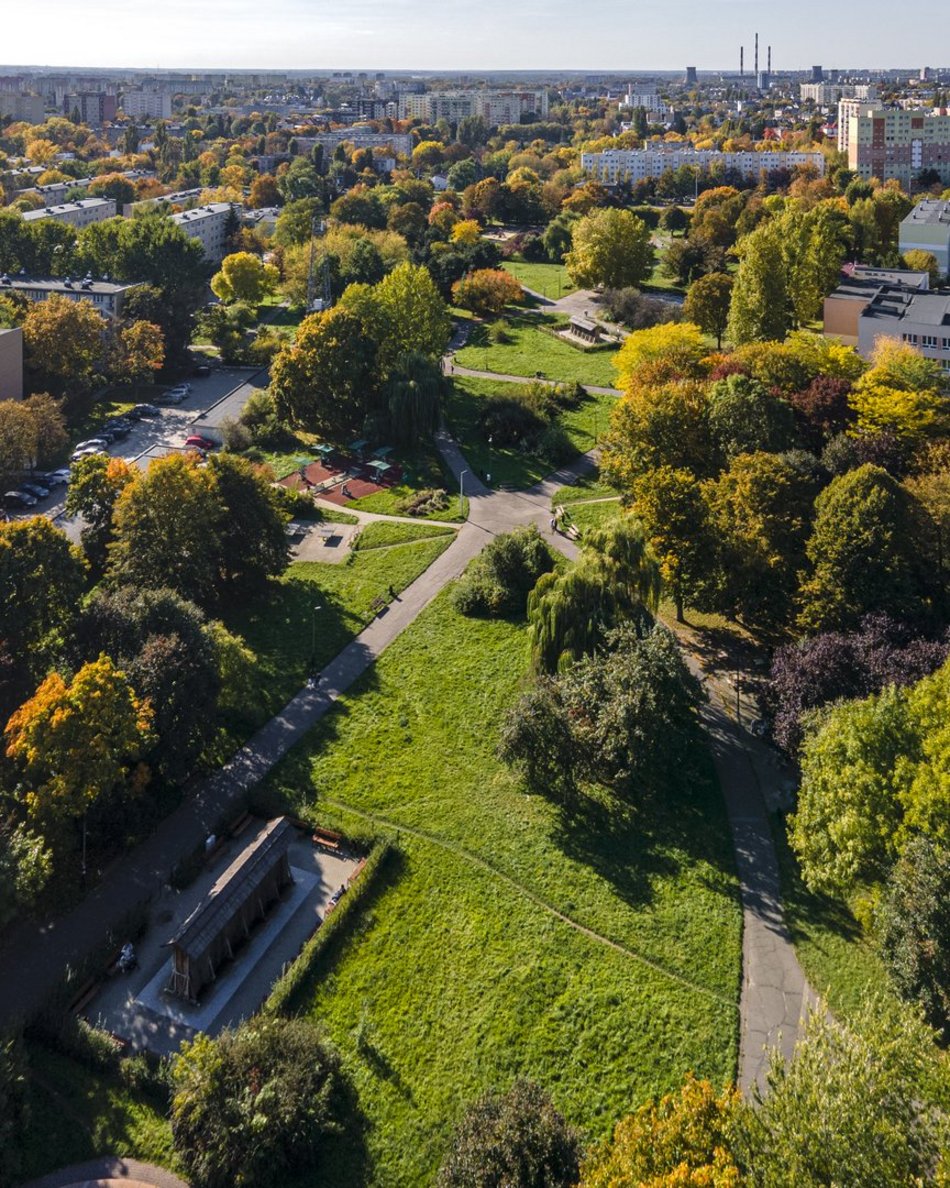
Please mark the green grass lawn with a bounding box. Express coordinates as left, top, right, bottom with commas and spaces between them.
774, 822, 894, 1020
353, 521, 456, 550
446, 376, 618, 490
349, 444, 468, 524
561, 498, 624, 535
18, 1044, 176, 1182
456, 314, 619, 389
261, 589, 742, 1186
551, 472, 621, 505
503, 260, 577, 300
217, 538, 453, 749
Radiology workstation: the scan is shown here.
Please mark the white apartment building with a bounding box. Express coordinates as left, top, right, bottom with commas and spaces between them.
0, 92, 43, 123
580, 148, 825, 184
171, 202, 235, 261
837, 99, 877, 154
801, 82, 877, 106
0, 274, 141, 320
120, 90, 173, 120
622, 87, 670, 115
397, 89, 548, 125
899, 198, 950, 275
21, 197, 116, 229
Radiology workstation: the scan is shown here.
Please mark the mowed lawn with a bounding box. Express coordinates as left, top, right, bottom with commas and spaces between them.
456, 315, 620, 389
218, 538, 453, 748
503, 260, 577, 300
266, 591, 742, 1186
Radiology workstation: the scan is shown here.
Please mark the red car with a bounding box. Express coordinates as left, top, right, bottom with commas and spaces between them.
184, 434, 217, 452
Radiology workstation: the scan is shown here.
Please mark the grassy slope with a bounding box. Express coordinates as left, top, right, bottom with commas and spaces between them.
562, 499, 624, 535
446, 377, 617, 490
503, 260, 577, 299
19, 1044, 175, 1181
265, 591, 741, 1186
219, 539, 452, 744
353, 521, 455, 550
456, 317, 619, 388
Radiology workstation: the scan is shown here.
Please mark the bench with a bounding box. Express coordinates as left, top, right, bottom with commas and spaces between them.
68, 977, 99, 1016
369, 595, 387, 616
564, 524, 581, 541
228, 811, 253, 839
313, 827, 344, 852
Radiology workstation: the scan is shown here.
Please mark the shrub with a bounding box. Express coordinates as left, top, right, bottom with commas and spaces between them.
219, 416, 253, 452
271, 483, 316, 521
399, 487, 450, 516
452, 526, 553, 617
488, 319, 512, 344
601, 287, 681, 329
479, 393, 548, 449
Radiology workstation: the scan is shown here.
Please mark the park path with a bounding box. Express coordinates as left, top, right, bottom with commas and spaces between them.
22, 1158, 188, 1188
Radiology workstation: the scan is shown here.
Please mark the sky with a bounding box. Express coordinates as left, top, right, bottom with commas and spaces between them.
2, 0, 946, 72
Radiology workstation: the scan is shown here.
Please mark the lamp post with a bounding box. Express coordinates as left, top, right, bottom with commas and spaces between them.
486, 436, 492, 487
459, 469, 468, 518
311, 603, 323, 670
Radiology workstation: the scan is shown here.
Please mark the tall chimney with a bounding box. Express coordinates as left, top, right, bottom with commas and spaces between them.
767, 45, 772, 74
740, 46, 744, 77
754, 33, 759, 77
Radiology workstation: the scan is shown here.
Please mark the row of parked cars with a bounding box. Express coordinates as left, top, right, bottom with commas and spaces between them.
69, 402, 163, 464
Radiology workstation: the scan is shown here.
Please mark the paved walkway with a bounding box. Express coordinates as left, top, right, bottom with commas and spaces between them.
22, 1158, 188, 1188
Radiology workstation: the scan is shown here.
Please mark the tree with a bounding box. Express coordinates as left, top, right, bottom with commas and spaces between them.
271, 306, 381, 439
613, 322, 707, 392
451, 268, 523, 316
65, 453, 137, 571
0, 1032, 29, 1188
329, 185, 385, 228
384, 352, 446, 446
497, 679, 577, 801
707, 375, 797, 463
109, 320, 165, 385
0, 516, 85, 685
22, 293, 108, 399
631, 466, 715, 621
798, 464, 924, 634
452, 525, 553, 617
0, 822, 52, 927
603, 380, 712, 487
249, 174, 281, 208
727, 221, 791, 345
210, 251, 280, 305
88, 172, 136, 207
374, 261, 451, 370
205, 453, 289, 594
108, 455, 224, 608
736, 997, 950, 1187
4, 655, 154, 847
0, 394, 67, 485
660, 206, 690, 236
437, 1080, 581, 1188
565, 208, 654, 290
849, 338, 946, 443
528, 517, 660, 671
579, 1075, 742, 1188
683, 272, 733, 347
789, 376, 856, 449
902, 248, 941, 286
171, 1017, 342, 1188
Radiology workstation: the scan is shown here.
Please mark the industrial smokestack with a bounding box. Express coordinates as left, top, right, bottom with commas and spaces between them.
767, 45, 771, 74
740, 46, 744, 77
754, 33, 759, 77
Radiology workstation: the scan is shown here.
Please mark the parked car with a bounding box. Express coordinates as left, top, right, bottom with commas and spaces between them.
70, 446, 106, 463
134, 403, 159, 417
43, 469, 71, 486
184, 434, 217, 452
193, 363, 211, 376
105, 421, 131, 439
20, 481, 50, 499
4, 489, 37, 509
74, 437, 108, 451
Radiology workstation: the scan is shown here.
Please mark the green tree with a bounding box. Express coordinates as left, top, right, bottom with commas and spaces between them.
901, 248, 941, 286
374, 261, 451, 370
437, 1080, 581, 1188
384, 351, 446, 446
271, 306, 381, 439
211, 251, 280, 305
452, 525, 553, 617
0, 823, 52, 927
4, 655, 154, 846
22, 293, 108, 399
602, 380, 712, 488
65, 454, 137, 571
205, 453, 289, 594
612, 322, 707, 392
727, 220, 791, 345
108, 455, 225, 608
707, 375, 797, 463
683, 272, 733, 348
0, 1032, 29, 1187
170, 1017, 342, 1188
566, 208, 654, 290
798, 464, 924, 634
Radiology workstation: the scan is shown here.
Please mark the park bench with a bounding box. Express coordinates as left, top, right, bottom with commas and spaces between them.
312, 827, 344, 852
228, 811, 253, 839
563, 524, 581, 541
369, 595, 387, 616
68, 976, 99, 1016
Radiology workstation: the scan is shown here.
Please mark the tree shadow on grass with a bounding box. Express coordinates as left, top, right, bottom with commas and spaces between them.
772, 819, 864, 949
292, 1072, 375, 1188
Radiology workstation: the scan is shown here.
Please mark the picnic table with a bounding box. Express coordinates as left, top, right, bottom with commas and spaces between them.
366, 459, 392, 476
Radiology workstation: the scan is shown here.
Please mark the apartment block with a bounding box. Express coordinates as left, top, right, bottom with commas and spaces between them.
62, 91, 117, 126
171, 202, 235, 261
397, 89, 548, 125
580, 148, 825, 184
0, 92, 43, 123
0, 274, 141, 321
846, 106, 950, 188
858, 288, 950, 369
294, 129, 413, 156
120, 90, 173, 120
21, 197, 116, 229
801, 82, 877, 106
0, 328, 23, 402
899, 198, 950, 275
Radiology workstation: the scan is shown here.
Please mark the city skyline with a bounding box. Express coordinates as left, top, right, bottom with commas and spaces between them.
2, 0, 948, 73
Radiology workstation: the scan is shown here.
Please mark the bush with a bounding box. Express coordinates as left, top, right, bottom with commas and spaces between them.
488, 319, 512, 344
601, 287, 681, 329
239, 389, 287, 448
480, 393, 548, 450
399, 487, 450, 516
219, 416, 253, 452
170, 1016, 343, 1188
271, 483, 318, 521
452, 526, 553, 618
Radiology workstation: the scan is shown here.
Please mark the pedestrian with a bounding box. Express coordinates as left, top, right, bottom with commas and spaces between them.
550, 516, 557, 534
388, 584, 398, 600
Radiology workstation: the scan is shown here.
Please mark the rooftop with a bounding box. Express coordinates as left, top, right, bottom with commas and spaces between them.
902, 198, 950, 228
21, 197, 114, 220
171, 202, 234, 222
862, 289, 950, 326
0, 273, 138, 295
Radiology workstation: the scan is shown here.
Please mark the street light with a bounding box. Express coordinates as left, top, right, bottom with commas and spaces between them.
486, 436, 492, 487
310, 603, 323, 670
459, 469, 468, 518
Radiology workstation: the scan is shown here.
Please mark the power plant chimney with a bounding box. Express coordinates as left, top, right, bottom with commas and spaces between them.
754, 32, 759, 77
740, 46, 744, 77
767, 45, 771, 74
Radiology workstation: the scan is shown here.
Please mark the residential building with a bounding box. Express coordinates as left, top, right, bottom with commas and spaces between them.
21, 197, 116, 229
62, 91, 117, 126
0, 92, 43, 123
801, 82, 877, 106
580, 147, 825, 184
120, 90, 173, 120
23, 176, 92, 205
837, 98, 877, 154
899, 198, 950, 275
0, 274, 141, 321
0, 328, 23, 401
396, 89, 548, 125
622, 87, 670, 115
857, 288, 950, 368
844, 105, 950, 188
293, 129, 413, 156
823, 265, 930, 346
171, 202, 235, 261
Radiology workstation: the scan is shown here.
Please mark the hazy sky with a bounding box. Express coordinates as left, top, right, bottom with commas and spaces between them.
2, 0, 945, 71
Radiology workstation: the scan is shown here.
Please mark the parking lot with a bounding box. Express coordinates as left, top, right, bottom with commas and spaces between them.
4, 367, 267, 523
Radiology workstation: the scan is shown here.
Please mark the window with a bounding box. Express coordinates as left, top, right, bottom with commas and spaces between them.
922, 335, 938, 348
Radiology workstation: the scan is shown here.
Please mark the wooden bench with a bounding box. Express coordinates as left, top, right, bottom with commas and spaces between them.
313, 827, 344, 852
564, 524, 581, 541
228, 811, 253, 839
68, 977, 99, 1016
369, 595, 386, 616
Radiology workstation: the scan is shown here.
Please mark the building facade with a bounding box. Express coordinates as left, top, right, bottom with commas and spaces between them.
397, 89, 548, 125
0, 92, 43, 123
120, 90, 173, 120
0, 328, 23, 402
857, 289, 950, 369
21, 197, 116, 229
899, 198, 950, 275
845, 106, 950, 188
801, 82, 877, 106
171, 202, 235, 261
0, 275, 141, 320
580, 148, 825, 184
62, 91, 117, 126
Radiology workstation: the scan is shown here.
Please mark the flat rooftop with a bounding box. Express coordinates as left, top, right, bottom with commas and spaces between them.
902, 199, 950, 228
862, 290, 950, 326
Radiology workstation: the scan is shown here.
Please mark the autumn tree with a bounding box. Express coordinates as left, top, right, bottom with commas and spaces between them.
707, 374, 797, 463
205, 453, 289, 594
373, 261, 451, 371
210, 251, 280, 305
612, 321, 707, 392
22, 293, 108, 400
248, 173, 281, 208
65, 453, 137, 571
683, 272, 733, 347
451, 268, 523, 316
602, 380, 712, 487
849, 338, 946, 443
4, 655, 154, 848
109, 320, 165, 385
88, 172, 136, 207
0, 394, 68, 484
727, 220, 791, 344
566, 208, 654, 290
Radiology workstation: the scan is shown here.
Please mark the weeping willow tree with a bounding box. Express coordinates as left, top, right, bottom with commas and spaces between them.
385, 351, 446, 445
528, 516, 661, 672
